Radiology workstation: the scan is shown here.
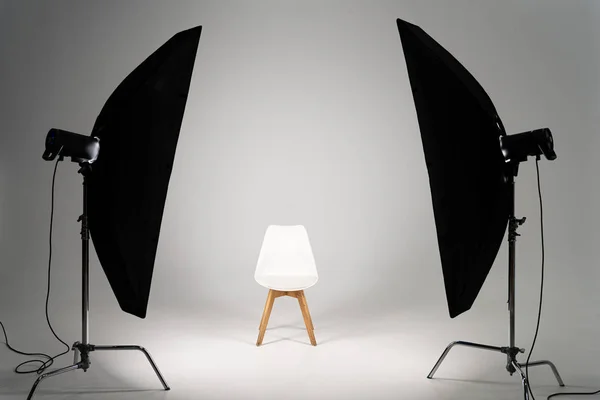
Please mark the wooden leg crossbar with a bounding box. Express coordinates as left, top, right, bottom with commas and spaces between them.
256, 289, 317, 346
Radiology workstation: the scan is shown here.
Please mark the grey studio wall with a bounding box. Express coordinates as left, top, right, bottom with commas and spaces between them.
0, 0, 599, 399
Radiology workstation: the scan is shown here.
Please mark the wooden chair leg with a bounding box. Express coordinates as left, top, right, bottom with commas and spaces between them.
256, 289, 275, 346
297, 290, 317, 346
258, 290, 271, 330
302, 293, 315, 330
256, 289, 316, 347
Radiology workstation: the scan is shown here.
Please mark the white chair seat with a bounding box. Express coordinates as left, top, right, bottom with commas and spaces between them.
255, 275, 318, 291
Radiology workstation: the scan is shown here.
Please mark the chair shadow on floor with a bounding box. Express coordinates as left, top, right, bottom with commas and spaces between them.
259, 324, 316, 346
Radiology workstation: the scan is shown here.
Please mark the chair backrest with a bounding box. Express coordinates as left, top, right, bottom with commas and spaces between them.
254, 225, 318, 280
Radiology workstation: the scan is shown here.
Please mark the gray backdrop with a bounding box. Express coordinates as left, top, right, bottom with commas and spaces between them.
0, 1, 599, 399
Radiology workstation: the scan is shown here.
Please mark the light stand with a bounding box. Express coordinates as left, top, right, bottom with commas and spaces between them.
427, 161, 565, 400
27, 162, 169, 400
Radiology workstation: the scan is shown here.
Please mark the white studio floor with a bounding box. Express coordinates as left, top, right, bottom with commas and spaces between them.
0, 302, 597, 400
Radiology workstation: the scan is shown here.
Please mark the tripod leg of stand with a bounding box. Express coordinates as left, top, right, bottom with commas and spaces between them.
519, 360, 565, 387
27, 363, 83, 400
511, 360, 531, 400
94, 345, 170, 390
427, 341, 504, 379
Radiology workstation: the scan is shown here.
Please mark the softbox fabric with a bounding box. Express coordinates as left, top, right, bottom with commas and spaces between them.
397, 19, 510, 318
88, 26, 202, 318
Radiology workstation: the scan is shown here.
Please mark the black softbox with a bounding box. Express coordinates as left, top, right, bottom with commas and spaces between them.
88, 26, 202, 318
397, 19, 510, 318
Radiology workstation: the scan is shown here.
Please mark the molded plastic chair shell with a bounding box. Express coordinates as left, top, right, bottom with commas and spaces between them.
254, 225, 318, 291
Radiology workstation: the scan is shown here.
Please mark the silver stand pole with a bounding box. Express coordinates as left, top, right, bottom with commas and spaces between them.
427, 165, 564, 399
27, 165, 170, 400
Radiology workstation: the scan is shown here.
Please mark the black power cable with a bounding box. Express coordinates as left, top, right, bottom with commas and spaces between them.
0, 157, 70, 374
549, 390, 600, 399
524, 157, 546, 400
527, 158, 600, 400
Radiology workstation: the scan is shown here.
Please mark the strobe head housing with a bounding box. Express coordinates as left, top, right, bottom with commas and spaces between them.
500, 128, 557, 164
43, 128, 100, 164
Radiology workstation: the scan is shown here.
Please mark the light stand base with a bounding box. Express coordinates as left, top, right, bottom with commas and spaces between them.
427, 340, 564, 400
28, 164, 169, 399
27, 342, 169, 400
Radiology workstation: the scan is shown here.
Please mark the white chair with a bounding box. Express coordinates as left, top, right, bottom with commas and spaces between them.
254, 225, 318, 346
